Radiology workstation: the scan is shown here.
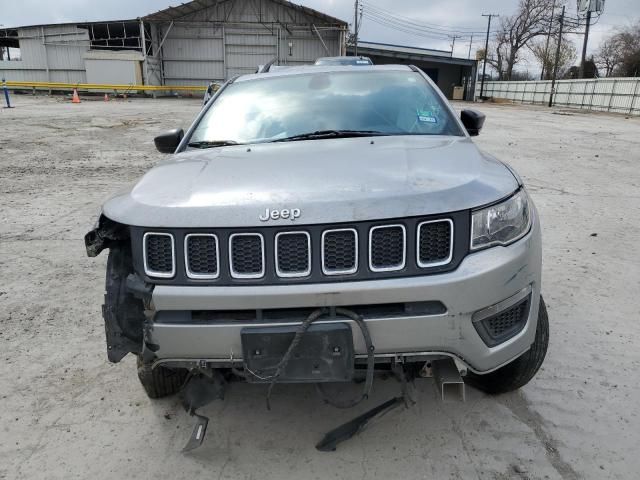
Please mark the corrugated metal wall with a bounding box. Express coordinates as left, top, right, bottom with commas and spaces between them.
479, 78, 640, 116
0, 0, 344, 88
149, 0, 344, 87
0, 25, 89, 83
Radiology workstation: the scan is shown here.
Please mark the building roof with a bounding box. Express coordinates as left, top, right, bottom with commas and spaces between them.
144, 0, 347, 26
0, 0, 346, 31
351, 40, 477, 67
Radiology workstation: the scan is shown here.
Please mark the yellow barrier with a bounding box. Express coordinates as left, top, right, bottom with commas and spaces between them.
4, 80, 215, 92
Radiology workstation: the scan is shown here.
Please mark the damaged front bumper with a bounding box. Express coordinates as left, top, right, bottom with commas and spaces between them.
145, 218, 541, 374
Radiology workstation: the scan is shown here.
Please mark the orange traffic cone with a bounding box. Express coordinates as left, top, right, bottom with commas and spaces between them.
104, 93, 109, 102
71, 89, 81, 104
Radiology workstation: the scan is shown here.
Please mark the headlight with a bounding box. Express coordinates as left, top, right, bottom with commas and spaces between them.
471, 190, 531, 250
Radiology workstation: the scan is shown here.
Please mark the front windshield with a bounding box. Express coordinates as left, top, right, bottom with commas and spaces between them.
189, 70, 463, 145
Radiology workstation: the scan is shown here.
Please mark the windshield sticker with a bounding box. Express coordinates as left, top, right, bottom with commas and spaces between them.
417, 110, 438, 123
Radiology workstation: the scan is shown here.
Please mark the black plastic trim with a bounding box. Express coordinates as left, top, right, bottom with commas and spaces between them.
129, 210, 470, 287
473, 295, 531, 347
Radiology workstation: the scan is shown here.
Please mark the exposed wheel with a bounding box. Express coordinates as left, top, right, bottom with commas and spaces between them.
136, 356, 188, 399
465, 296, 549, 394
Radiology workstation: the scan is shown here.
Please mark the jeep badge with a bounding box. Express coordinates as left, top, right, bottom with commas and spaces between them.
259, 208, 301, 221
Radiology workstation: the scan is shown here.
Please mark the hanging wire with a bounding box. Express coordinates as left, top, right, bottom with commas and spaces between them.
360, 1, 499, 40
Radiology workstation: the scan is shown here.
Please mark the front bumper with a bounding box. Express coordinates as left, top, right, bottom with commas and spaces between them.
147, 216, 541, 373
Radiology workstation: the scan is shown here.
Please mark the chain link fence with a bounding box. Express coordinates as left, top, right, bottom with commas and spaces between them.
478, 77, 640, 116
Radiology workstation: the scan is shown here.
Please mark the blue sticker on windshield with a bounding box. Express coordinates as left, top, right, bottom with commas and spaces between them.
417, 110, 438, 123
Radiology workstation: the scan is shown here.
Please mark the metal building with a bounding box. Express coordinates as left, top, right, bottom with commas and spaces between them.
349, 41, 477, 100
0, 0, 347, 88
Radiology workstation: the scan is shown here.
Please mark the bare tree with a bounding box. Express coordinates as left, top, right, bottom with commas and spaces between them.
611, 22, 640, 77
477, 35, 509, 80
494, 0, 560, 80
595, 38, 622, 77
531, 37, 577, 79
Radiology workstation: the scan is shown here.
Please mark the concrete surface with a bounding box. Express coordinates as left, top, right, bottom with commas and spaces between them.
1, 94, 639, 480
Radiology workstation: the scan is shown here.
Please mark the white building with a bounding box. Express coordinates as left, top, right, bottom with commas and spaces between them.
0, 0, 347, 88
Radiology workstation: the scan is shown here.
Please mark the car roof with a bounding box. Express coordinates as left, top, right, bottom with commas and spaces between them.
235, 64, 413, 82
315, 55, 371, 61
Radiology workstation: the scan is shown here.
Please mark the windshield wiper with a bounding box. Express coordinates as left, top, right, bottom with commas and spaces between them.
187, 140, 241, 149
271, 130, 390, 143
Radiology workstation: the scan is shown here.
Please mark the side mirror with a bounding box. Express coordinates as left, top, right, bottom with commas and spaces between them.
154, 128, 184, 153
460, 110, 486, 136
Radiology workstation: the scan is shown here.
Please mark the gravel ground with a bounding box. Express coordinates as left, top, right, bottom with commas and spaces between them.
1, 94, 639, 480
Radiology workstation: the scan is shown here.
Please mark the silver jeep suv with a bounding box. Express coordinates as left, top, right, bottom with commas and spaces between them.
86, 65, 547, 408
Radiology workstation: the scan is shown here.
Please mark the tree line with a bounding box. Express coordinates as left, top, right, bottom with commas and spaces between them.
478, 0, 640, 80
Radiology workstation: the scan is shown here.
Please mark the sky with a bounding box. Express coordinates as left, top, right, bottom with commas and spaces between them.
2, 0, 639, 71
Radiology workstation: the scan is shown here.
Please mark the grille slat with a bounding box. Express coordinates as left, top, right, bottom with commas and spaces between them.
276, 232, 311, 277
370, 225, 406, 272
417, 220, 453, 267
143, 233, 175, 278
322, 229, 358, 275
185, 234, 219, 279
229, 234, 264, 279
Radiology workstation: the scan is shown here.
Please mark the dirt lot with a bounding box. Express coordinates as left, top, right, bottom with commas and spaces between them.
1, 94, 639, 480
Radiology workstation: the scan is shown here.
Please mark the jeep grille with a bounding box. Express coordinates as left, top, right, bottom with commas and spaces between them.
133, 211, 467, 284
369, 225, 406, 272
143, 232, 175, 278
229, 233, 264, 279
276, 232, 311, 277
185, 234, 219, 279
417, 220, 453, 267
322, 229, 358, 275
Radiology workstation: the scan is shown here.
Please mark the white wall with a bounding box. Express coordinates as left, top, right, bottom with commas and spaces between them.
478, 78, 640, 116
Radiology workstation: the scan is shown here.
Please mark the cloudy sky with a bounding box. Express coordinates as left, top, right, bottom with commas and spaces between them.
3, 0, 638, 71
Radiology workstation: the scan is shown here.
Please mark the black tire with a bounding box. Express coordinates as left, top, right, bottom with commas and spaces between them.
136, 356, 188, 399
465, 296, 549, 394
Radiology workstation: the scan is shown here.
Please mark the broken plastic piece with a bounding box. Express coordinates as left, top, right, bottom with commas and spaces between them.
183, 413, 209, 452
315, 396, 403, 452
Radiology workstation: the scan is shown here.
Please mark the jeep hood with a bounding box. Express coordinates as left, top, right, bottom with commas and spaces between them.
103, 136, 519, 228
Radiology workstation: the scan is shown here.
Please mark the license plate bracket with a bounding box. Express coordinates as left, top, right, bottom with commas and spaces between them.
241, 323, 354, 383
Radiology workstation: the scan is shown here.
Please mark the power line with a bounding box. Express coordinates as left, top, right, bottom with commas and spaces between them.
361, 2, 498, 37
361, 11, 500, 43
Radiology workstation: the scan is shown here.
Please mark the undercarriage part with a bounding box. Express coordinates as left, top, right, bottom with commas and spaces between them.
316, 361, 416, 452
137, 356, 188, 399
181, 371, 226, 452
261, 307, 375, 410
315, 396, 404, 452
431, 358, 466, 402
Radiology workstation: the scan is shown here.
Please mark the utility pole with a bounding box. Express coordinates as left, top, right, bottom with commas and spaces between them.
354, 0, 359, 56
578, 9, 592, 78
541, 0, 556, 80
450, 35, 461, 57
468, 34, 474, 60
549, 5, 565, 108
480, 14, 498, 99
